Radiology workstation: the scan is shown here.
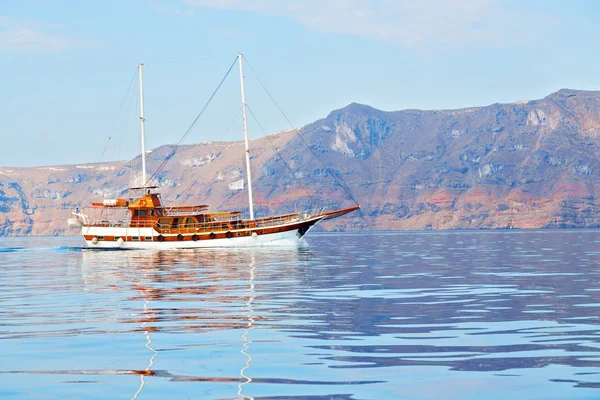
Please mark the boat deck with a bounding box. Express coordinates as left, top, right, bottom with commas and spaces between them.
82, 208, 332, 234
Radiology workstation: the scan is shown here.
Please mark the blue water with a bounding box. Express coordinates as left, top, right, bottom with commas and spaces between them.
1, 231, 600, 399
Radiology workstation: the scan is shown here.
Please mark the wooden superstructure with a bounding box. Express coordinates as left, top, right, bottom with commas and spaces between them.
77, 190, 359, 248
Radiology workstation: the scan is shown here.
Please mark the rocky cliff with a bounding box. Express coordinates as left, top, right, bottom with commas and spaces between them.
3, 89, 600, 236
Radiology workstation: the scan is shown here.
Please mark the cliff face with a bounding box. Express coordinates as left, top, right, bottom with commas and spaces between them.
3, 89, 600, 236
301, 88, 600, 231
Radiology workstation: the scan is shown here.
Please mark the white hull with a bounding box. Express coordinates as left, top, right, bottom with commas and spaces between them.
81, 219, 321, 249
84, 229, 302, 249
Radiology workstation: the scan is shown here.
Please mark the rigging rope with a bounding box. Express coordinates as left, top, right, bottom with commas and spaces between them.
117, 70, 139, 161
105, 70, 138, 160
145, 54, 234, 66
129, 87, 141, 189
225, 106, 243, 136
77, 68, 138, 209
102, 137, 111, 156
242, 56, 360, 207
145, 56, 239, 187
246, 104, 317, 207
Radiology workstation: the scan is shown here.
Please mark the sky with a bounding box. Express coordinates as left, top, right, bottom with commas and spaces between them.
1, 0, 599, 167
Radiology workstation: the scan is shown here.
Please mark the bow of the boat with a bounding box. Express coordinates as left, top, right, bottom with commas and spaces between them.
317, 205, 361, 220
295, 206, 359, 238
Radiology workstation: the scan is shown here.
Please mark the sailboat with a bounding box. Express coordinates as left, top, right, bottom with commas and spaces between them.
67, 54, 360, 249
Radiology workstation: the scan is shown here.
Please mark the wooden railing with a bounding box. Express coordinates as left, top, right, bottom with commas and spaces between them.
154, 212, 311, 234
158, 205, 208, 216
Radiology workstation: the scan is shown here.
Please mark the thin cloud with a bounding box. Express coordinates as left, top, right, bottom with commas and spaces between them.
151, 3, 196, 17
183, 0, 552, 49
0, 16, 87, 52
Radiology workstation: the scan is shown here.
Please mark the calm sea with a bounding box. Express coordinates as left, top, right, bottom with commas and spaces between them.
1, 231, 600, 400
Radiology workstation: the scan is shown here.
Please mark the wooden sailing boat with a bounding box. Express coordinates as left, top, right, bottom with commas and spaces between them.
67, 54, 359, 249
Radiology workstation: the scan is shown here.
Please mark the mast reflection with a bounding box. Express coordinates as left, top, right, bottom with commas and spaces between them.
131, 294, 158, 400
238, 255, 256, 400
79, 247, 305, 398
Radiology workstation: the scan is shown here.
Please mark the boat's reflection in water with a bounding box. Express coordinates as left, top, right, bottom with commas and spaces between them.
80, 247, 304, 399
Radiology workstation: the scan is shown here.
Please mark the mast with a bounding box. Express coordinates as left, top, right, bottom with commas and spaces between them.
138, 63, 147, 187
238, 53, 254, 220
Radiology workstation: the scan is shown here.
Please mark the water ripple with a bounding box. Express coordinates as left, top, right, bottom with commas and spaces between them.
2, 231, 600, 399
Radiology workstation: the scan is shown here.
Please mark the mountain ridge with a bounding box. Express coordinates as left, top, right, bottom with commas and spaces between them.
2, 88, 600, 236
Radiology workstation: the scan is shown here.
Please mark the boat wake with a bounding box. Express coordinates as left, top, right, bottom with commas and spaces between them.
0, 246, 84, 253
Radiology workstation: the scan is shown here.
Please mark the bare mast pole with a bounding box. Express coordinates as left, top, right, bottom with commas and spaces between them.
238, 53, 255, 220
138, 63, 147, 188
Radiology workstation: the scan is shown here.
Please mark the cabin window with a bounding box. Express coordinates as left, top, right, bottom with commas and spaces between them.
115, 236, 121, 241
172, 218, 181, 228
185, 218, 196, 228
144, 236, 153, 241
132, 236, 140, 241
135, 210, 148, 217
97, 236, 104, 241
158, 218, 170, 226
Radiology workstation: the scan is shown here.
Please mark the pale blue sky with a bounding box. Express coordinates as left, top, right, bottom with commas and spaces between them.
1, 0, 599, 167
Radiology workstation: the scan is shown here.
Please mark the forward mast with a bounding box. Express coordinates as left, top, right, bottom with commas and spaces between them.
138, 63, 148, 188
238, 53, 254, 220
